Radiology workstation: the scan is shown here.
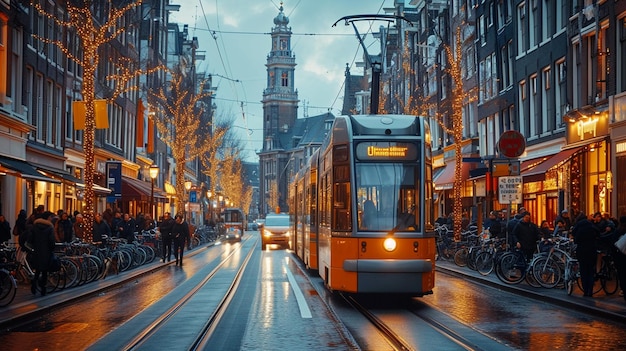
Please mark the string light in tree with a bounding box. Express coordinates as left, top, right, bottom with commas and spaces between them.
33, 0, 143, 242
440, 26, 478, 241
149, 67, 214, 212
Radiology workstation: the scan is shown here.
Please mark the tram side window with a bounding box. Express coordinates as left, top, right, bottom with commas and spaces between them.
332, 165, 351, 231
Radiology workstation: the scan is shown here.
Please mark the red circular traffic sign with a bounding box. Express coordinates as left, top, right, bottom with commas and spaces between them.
498, 130, 526, 158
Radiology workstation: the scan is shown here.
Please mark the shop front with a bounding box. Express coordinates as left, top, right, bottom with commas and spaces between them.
562, 106, 610, 218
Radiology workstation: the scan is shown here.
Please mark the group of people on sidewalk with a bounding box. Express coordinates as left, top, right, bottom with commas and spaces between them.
158, 212, 190, 266
480, 207, 626, 301
1, 205, 193, 297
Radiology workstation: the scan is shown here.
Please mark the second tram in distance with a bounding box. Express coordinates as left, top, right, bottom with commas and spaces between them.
289, 114, 436, 295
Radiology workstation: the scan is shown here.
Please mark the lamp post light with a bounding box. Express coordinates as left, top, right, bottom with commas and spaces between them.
207, 190, 212, 222
149, 164, 159, 220
184, 180, 192, 220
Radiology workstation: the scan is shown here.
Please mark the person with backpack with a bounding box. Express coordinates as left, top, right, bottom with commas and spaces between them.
27, 211, 56, 296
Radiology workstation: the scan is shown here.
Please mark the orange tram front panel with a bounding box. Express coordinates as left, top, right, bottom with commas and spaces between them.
328, 236, 435, 294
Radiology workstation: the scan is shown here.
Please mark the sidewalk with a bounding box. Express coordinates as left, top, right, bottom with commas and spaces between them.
436, 260, 626, 322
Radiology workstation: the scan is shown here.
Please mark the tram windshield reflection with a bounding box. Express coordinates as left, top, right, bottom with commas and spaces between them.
355, 163, 420, 232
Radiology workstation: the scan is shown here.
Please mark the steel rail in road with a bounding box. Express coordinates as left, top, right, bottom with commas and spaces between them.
114, 237, 257, 351
340, 293, 415, 351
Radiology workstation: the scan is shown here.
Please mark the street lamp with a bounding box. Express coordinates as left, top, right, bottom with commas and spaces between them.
149, 164, 159, 220
207, 190, 212, 222
184, 180, 192, 220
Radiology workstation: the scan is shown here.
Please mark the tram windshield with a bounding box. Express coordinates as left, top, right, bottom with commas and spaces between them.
356, 163, 420, 232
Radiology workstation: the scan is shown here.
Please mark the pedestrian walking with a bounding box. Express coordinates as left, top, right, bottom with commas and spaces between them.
54, 212, 74, 243
159, 212, 175, 263
172, 214, 190, 266
26, 211, 56, 296
572, 212, 600, 297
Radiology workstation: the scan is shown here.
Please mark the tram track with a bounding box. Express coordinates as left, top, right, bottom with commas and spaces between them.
89, 236, 257, 351
340, 293, 506, 350
340, 293, 414, 351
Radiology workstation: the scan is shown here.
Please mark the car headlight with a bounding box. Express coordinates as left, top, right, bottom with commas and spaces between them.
264, 230, 272, 237
383, 238, 397, 252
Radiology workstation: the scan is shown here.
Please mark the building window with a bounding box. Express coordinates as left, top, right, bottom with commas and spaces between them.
281, 71, 288, 87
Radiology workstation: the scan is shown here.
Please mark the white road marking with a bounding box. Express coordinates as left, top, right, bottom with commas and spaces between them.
285, 263, 313, 319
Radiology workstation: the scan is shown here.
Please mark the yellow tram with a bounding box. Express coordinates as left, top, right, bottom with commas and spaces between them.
290, 114, 436, 295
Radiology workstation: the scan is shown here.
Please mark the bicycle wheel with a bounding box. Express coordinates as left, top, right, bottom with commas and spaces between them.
0, 270, 17, 306
454, 248, 468, 267
496, 252, 525, 284
118, 250, 133, 271
45, 269, 61, 294
61, 258, 80, 289
601, 260, 619, 295
141, 245, 156, 263
466, 248, 478, 271
475, 251, 494, 276
532, 256, 562, 289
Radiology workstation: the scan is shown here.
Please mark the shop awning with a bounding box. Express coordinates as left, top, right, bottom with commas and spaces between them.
36, 167, 82, 184
164, 181, 177, 196
434, 161, 472, 190
122, 176, 166, 200
522, 147, 584, 182
76, 183, 112, 195
0, 156, 60, 183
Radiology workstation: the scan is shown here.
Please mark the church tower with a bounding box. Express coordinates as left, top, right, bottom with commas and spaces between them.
258, 3, 299, 215
262, 3, 298, 148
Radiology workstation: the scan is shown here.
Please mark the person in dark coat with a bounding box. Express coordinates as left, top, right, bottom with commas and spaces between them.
171, 214, 190, 266
13, 209, 27, 244
511, 212, 540, 261
554, 209, 572, 232
484, 211, 503, 239
572, 212, 600, 297
158, 212, 175, 263
93, 213, 112, 244
111, 211, 123, 238
55, 212, 74, 243
119, 213, 137, 242
0, 214, 11, 244
28, 211, 56, 296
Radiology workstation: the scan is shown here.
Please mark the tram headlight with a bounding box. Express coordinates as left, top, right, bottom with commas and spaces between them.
383, 237, 397, 252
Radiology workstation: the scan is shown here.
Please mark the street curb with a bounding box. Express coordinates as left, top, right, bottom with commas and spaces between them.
436, 264, 626, 323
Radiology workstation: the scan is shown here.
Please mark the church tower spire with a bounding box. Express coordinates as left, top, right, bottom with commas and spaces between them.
257, 2, 299, 216
261, 2, 298, 151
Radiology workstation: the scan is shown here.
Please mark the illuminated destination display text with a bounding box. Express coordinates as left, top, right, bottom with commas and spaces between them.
356, 142, 418, 161
367, 146, 409, 157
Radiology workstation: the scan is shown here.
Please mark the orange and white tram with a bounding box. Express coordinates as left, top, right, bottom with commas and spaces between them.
290, 114, 436, 295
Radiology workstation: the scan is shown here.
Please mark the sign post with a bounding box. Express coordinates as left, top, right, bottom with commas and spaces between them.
498, 176, 523, 204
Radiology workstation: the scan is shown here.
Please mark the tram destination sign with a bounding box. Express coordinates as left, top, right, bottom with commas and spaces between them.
498, 176, 523, 204
355, 142, 418, 161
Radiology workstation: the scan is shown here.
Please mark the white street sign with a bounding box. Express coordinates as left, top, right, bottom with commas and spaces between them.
498, 176, 523, 204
